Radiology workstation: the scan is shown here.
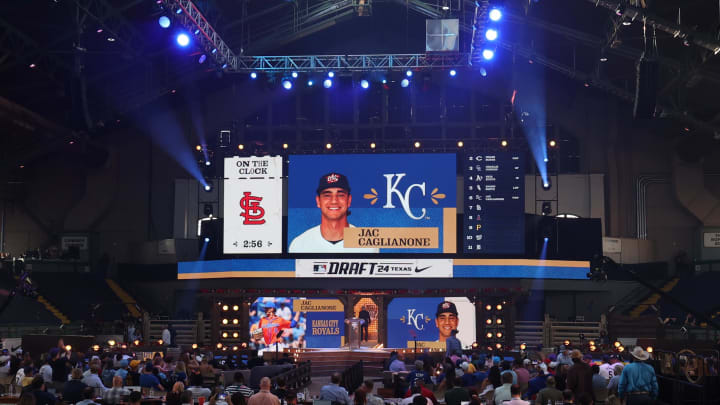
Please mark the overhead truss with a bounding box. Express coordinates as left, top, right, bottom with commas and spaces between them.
232, 53, 471, 72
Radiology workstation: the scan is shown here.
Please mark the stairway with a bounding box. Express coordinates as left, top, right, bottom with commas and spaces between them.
36, 295, 71, 324
105, 279, 142, 318
628, 278, 680, 318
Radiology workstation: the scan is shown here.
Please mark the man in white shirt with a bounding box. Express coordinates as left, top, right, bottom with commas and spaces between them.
598, 355, 616, 381
82, 365, 108, 393
494, 371, 514, 405
39, 359, 53, 383
504, 385, 529, 405
289, 173, 378, 253
162, 325, 171, 346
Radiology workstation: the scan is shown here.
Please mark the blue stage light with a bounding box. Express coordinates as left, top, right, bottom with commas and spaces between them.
158, 16, 171, 28
198, 54, 207, 64
480, 67, 487, 76
449, 69, 457, 77
282, 79, 293, 90
176, 33, 190, 47
291, 71, 298, 78
406, 70, 413, 77
543, 237, 549, 242
307, 80, 314, 86
401, 78, 410, 88
250, 72, 257, 79
175, 8, 183, 14
205, 160, 211, 167
489, 8, 502, 21
382, 79, 387, 84
360, 79, 369, 89
204, 237, 210, 243
204, 184, 211, 191
482, 49, 495, 60
485, 28, 498, 41
323, 79, 333, 88
327, 71, 335, 78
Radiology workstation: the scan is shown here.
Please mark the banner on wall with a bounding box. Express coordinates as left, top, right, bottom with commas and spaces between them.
294, 299, 345, 348
295, 258, 453, 278
387, 297, 476, 349
287, 154, 457, 254
223, 156, 283, 254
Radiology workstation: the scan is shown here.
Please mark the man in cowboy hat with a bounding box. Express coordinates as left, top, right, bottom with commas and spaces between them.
618, 346, 658, 405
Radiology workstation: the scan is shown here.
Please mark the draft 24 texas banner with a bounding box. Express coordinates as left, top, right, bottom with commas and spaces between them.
287, 154, 457, 254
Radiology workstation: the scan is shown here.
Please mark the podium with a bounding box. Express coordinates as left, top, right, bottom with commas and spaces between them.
347, 318, 364, 349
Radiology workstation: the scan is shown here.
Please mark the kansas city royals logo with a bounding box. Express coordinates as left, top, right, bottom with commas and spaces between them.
363, 173, 445, 220
399, 309, 431, 330
239, 192, 266, 225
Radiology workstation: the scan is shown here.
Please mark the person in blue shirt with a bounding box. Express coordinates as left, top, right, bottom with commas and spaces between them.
618, 347, 658, 405
407, 360, 432, 386
389, 352, 407, 372
445, 330, 462, 359
320, 372, 352, 405
139, 364, 164, 391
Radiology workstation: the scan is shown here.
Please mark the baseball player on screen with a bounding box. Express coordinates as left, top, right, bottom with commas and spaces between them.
250, 302, 301, 345
289, 172, 378, 253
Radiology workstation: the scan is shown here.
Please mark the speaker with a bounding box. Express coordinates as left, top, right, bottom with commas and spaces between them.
633, 56, 659, 119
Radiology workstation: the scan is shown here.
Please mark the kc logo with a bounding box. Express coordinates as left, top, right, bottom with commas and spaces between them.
363, 173, 446, 220
239, 192, 266, 225
400, 309, 431, 331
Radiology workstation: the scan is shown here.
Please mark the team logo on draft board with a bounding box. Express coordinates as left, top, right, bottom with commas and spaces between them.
363, 173, 446, 220
239, 192, 266, 225
399, 309, 432, 331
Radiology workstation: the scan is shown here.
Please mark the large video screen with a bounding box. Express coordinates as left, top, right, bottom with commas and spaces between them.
287, 154, 457, 254
249, 297, 345, 352
387, 297, 476, 349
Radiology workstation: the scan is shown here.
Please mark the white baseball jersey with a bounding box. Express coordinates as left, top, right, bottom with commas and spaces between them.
289, 225, 379, 253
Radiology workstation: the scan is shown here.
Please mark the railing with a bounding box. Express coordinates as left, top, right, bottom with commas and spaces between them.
147, 319, 211, 346
341, 361, 363, 394
549, 321, 601, 346
514, 321, 543, 348
270, 361, 312, 391
511, 317, 602, 348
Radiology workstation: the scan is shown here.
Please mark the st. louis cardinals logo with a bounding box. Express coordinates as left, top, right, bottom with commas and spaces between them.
239, 192, 266, 225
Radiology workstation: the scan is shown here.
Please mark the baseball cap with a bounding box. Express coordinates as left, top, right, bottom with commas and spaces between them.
436, 301, 458, 317
317, 173, 351, 194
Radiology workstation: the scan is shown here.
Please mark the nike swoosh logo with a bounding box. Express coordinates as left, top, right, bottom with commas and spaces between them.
414, 266, 432, 273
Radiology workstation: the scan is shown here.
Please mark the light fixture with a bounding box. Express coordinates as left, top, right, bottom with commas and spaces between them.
232, 319, 239, 324
157, 339, 163, 345
282, 79, 293, 90
496, 304, 503, 311
495, 343, 502, 349
283, 143, 289, 149
238, 144, 244, 150
250, 72, 257, 79
618, 346, 625, 352
233, 346, 238, 351
449, 69, 457, 77
500, 139, 508, 147
307, 80, 314, 87
222, 332, 228, 338
401, 78, 410, 87
192, 344, 198, 349
107, 37, 116, 42
482, 49, 495, 60
622, 20, 631, 26
406, 70, 413, 77
646, 346, 653, 353
590, 345, 597, 352
485, 304, 492, 311
564, 340, 571, 346
614, 341, 621, 348
65, 345, 72, 351
485, 29, 498, 41
549, 139, 557, 148
222, 319, 228, 324
92, 345, 100, 351
496, 318, 503, 324
204, 182, 212, 192
291, 71, 298, 78
360, 79, 369, 89
133, 340, 140, 346
323, 79, 333, 88
158, 16, 171, 28
486, 332, 493, 338
413, 141, 421, 148
486, 319, 492, 325
233, 305, 239, 311
489, 8, 502, 21
520, 343, 527, 351
241, 342, 247, 348
496, 332, 503, 338
600, 56, 608, 62
327, 71, 335, 78
370, 142, 376, 149
176, 33, 190, 47
216, 343, 222, 349
457, 141, 463, 147
233, 332, 239, 338
195, 144, 202, 151
325, 143, 332, 150
589, 340, 595, 346
222, 305, 229, 311
108, 340, 116, 347
204, 237, 210, 243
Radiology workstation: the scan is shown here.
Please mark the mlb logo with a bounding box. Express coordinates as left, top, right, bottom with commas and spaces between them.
313, 264, 328, 274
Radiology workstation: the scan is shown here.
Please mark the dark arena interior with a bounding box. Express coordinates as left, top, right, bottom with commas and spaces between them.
2, 0, 720, 404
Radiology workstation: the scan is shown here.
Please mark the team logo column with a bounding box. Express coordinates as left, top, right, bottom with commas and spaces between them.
223, 156, 283, 254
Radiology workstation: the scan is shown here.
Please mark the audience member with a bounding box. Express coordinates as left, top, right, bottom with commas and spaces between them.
513, 359, 530, 395
443, 376, 470, 405
320, 372, 351, 405
226, 371, 254, 398
500, 361, 518, 386
361, 380, 384, 405
63, 368, 88, 403
83, 364, 108, 393
606, 365, 623, 396
272, 377, 288, 400
407, 360, 432, 386
389, 352, 407, 372
28, 376, 56, 405
248, 377, 281, 405
77, 387, 101, 405
231, 392, 249, 405
140, 364, 164, 391
567, 350, 593, 401
401, 384, 430, 405
591, 365, 607, 404
354, 389, 367, 405
103, 376, 131, 405
618, 347, 658, 405
535, 376, 563, 405
493, 372, 514, 405
17, 393, 35, 405
506, 385, 529, 405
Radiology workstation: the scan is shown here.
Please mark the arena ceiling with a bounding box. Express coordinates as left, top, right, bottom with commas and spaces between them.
1, 0, 720, 169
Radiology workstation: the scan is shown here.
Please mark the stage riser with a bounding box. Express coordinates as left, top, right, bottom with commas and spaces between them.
294, 350, 389, 377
